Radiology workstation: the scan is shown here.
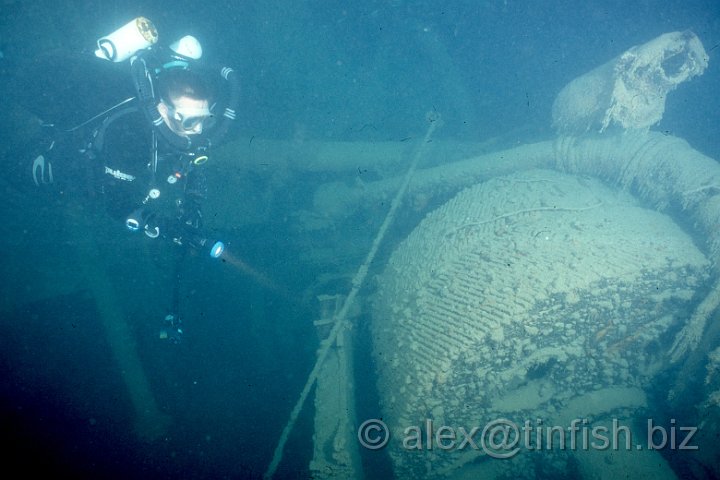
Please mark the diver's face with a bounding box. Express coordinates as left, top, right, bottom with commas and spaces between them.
158, 96, 214, 137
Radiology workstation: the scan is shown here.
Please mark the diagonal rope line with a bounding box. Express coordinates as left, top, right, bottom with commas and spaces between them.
263, 113, 441, 479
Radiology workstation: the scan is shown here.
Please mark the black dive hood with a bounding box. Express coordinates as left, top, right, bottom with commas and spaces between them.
130, 48, 239, 153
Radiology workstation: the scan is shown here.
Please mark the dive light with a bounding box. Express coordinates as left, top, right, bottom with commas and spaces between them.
209, 241, 225, 259
95, 17, 158, 62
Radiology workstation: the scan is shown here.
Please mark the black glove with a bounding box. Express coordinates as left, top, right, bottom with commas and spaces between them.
180, 208, 202, 231
166, 212, 209, 252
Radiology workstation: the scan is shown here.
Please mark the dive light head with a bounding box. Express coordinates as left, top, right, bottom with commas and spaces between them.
210, 241, 225, 259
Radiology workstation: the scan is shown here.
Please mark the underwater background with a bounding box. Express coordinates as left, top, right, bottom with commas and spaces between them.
1, 1, 719, 479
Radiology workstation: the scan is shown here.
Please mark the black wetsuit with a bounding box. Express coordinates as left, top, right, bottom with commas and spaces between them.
12, 48, 238, 251
88, 104, 207, 243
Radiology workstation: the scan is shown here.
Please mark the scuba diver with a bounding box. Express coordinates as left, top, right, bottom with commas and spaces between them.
31, 19, 237, 256
19, 18, 239, 342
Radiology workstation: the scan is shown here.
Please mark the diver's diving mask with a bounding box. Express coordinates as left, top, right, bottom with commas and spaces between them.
166, 104, 216, 132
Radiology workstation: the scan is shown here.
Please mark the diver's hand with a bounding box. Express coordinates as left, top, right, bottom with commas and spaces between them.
178, 198, 203, 230
168, 217, 206, 250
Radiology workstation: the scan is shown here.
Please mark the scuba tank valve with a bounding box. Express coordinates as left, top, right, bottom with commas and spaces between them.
169, 35, 203, 60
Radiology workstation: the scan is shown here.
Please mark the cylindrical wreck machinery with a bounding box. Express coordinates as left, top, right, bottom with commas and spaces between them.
368, 30, 716, 479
